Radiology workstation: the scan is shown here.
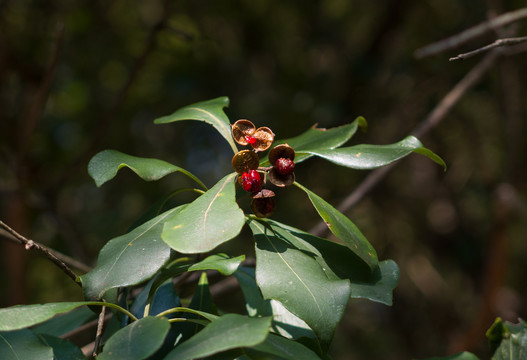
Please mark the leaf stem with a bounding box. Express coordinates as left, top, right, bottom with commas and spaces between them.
87, 301, 138, 322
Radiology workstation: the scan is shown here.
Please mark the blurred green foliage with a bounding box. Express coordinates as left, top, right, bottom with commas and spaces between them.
1, 1, 526, 359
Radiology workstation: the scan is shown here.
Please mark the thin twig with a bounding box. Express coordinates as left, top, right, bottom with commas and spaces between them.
92, 303, 107, 358
0, 220, 82, 284
309, 51, 499, 237
415, 7, 527, 58
449, 36, 527, 61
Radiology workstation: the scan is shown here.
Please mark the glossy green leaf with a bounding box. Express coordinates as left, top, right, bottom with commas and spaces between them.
0, 302, 92, 331
189, 253, 245, 276
265, 220, 398, 306
234, 267, 315, 340
302, 135, 446, 170
81, 207, 184, 300
249, 334, 322, 360
98, 317, 170, 360
260, 118, 366, 166
294, 182, 378, 271
38, 334, 86, 360
0, 302, 136, 332
88, 149, 206, 189
154, 96, 238, 153
131, 279, 181, 319
418, 352, 480, 360
249, 219, 351, 349
162, 173, 244, 253
164, 314, 272, 360
0, 329, 53, 360
489, 318, 527, 360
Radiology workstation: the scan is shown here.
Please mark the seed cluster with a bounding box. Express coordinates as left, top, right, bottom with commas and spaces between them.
231, 119, 296, 218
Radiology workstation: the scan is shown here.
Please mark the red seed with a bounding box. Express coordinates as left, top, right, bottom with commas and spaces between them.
241, 170, 261, 192
274, 158, 295, 175
245, 135, 257, 145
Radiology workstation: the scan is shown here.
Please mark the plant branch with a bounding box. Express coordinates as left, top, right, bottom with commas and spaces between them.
309, 51, 499, 237
415, 7, 527, 59
92, 303, 106, 358
0, 220, 84, 284
449, 35, 527, 61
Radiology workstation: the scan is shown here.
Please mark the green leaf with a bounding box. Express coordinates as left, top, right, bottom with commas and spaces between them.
80, 206, 184, 300
88, 149, 207, 189
234, 267, 315, 340
32, 306, 95, 337
164, 314, 272, 360
249, 219, 351, 349
0, 329, 53, 360
417, 352, 479, 360
260, 118, 366, 166
294, 182, 378, 271
154, 96, 238, 154
162, 173, 245, 253
265, 220, 398, 306
0, 302, 136, 332
249, 334, 322, 360
489, 318, 527, 360
302, 135, 446, 171
37, 334, 86, 360
0, 302, 92, 332
189, 253, 245, 276
98, 317, 171, 360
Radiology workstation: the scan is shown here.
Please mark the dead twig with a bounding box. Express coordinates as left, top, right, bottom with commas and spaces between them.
449, 36, 527, 61
0, 220, 83, 284
415, 7, 527, 59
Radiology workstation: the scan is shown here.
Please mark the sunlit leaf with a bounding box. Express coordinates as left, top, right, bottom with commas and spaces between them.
98, 317, 171, 360
294, 182, 378, 271
234, 267, 315, 340
164, 314, 272, 360
249, 219, 350, 350
189, 253, 245, 276
487, 318, 527, 360
261, 117, 367, 166
266, 220, 398, 306
0, 329, 53, 360
0, 302, 92, 331
88, 150, 206, 189
302, 135, 446, 171
154, 96, 238, 153
81, 206, 183, 300
162, 173, 244, 253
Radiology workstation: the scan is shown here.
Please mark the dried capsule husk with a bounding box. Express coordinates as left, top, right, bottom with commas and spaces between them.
251, 127, 275, 152
268, 167, 295, 187
232, 119, 256, 146
269, 143, 295, 165
232, 150, 259, 174
251, 191, 276, 218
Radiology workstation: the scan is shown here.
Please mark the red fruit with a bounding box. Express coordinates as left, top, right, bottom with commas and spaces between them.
245, 135, 257, 145
274, 158, 295, 175
241, 170, 261, 192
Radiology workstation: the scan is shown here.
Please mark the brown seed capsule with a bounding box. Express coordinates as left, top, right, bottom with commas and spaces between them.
251, 127, 275, 152
269, 144, 295, 165
232, 150, 259, 174
232, 119, 256, 146
251, 190, 276, 218
268, 167, 295, 187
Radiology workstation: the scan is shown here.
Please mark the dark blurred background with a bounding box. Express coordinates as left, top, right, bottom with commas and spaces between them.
1, 1, 526, 359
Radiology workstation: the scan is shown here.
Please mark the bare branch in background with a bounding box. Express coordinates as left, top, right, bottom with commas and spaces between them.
449, 36, 527, 61
414, 7, 527, 58
309, 51, 499, 237
0, 220, 89, 282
